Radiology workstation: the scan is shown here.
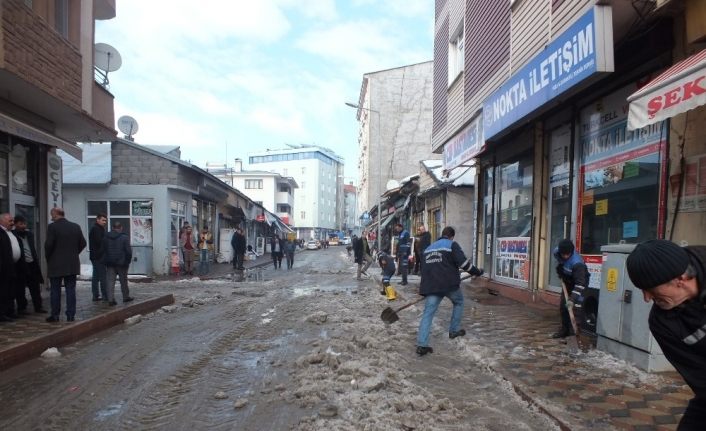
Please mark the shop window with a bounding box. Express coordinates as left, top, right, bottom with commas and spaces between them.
0, 152, 8, 213
578, 83, 666, 256
87, 199, 153, 246
110, 200, 130, 215
495, 156, 533, 282
10, 144, 35, 196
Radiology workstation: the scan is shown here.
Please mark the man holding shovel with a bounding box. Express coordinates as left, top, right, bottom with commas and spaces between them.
416, 226, 483, 356
552, 239, 589, 339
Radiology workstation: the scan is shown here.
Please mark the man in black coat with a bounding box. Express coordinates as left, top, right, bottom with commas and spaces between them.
414, 224, 432, 275
12, 215, 46, 314
626, 240, 706, 430
0, 213, 20, 321
103, 221, 133, 306
44, 207, 86, 322
231, 227, 246, 270
88, 213, 108, 302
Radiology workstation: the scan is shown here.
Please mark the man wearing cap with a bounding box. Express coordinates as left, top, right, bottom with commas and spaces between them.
626, 240, 706, 430
552, 239, 589, 339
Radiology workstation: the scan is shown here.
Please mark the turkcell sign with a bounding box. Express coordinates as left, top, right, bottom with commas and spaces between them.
483, 6, 614, 140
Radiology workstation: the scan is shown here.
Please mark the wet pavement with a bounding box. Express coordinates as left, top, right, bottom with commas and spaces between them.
0, 250, 694, 430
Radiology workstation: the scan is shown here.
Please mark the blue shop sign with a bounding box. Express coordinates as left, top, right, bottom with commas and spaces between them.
483, 6, 614, 140
443, 113, 484, 170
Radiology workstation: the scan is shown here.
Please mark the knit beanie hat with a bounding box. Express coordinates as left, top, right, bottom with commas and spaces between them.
557, 239, 574, 255
626, 240, 689, 290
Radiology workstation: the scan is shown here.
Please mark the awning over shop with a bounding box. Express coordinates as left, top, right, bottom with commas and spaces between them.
0, 111, 82, 160
627, 49, 706, 130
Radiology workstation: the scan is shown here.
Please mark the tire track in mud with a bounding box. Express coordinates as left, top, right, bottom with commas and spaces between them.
117, 295, 275, 430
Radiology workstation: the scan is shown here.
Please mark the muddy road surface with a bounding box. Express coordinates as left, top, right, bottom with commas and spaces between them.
0, 248, 560, 430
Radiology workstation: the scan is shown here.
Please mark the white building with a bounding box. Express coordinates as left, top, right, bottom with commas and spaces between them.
207, 159, 298, 226
343, 183, 358, 235
350, 61, 438, 216
247, 146, 344, 239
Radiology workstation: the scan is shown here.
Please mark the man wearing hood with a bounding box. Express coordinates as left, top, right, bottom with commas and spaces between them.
552, 239, 589, 339
102, 221, 134, 306
626, 240, 706, 430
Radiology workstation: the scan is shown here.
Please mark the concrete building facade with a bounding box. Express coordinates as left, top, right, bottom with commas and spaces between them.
350, 61, 439, 217
247, 146, 344, 240
342, 183, 358, 235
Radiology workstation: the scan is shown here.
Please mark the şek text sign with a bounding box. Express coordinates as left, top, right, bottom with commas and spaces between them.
483, 6, 614, 140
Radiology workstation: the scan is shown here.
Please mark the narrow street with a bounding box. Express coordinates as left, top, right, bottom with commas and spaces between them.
0, 248, 559, 431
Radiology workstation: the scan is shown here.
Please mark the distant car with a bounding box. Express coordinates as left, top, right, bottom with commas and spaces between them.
329, 237, 339, 246
306, 240, 319, 250
341, 237, 351, 245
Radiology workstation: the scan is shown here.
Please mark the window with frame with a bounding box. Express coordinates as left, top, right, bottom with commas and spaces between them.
55, 0, 68, 38
448, 23, 465, 85
245, 179, 263, 189
87, 199, 153, 246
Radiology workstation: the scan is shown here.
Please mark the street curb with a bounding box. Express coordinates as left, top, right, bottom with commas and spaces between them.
0, 294, 174, 372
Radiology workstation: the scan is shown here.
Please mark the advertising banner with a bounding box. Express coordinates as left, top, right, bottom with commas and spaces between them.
495, 236, 530, 282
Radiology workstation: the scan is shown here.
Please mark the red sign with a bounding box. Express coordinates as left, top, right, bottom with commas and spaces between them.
256, 214, 265, 222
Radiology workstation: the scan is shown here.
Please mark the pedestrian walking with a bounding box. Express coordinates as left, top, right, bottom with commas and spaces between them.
197, 226, 213, 275
88, 212, 108, 301
270, 234, 284, 269
231, 227, 246, 270
102, 221, 134, 306
551, 239, 589, 339
626, 240, 706, 430
0, 213, 21, 321
44, 208, 86, 322
179, 224, 196, 275
413, 224, 432, 275
284, 238, 296, 269
416, 226, 483, 356
11, 215, 46, 314
378, 252, 396, 300
394, 223, 411, 285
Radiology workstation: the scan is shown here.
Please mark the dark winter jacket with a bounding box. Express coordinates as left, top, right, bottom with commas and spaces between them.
647, 246, 706, 417
284, 240, 296, 256
270, 237, 285, 255
231, 231, 246, 254
88, 223, 106, 261
378, 252, 396, 283
45, 218, 87, 277
420, 237, 473, 296
353, 237, 363, 264
102, 231, 132, 267
553, 248, 590, 292
397, 229, 411, 257
13, 229, 43, 283
415, 231, 432, 254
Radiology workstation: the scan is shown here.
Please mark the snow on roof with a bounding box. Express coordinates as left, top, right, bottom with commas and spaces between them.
421, 159, 475, 188
60, 143, 111, 184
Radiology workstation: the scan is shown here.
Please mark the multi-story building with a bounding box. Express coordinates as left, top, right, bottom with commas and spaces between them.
350, 61, 438, 217
433, 0, 706, 325
207, 159, 298, 226
343, 183, 358, 235
0, 0, 117, 269
248, 146, 344, 240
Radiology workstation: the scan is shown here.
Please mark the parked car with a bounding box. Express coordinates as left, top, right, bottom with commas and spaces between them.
341, 236, 351, 245
306, 240, 319, 250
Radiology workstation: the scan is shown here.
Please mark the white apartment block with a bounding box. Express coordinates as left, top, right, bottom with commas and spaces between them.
247, 146, 344, 238
350, 61, 438, 216
343, 183, 358, 235
207, 159, 298, 225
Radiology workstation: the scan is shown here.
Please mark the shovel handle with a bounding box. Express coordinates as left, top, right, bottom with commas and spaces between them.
393, 273, 476, 313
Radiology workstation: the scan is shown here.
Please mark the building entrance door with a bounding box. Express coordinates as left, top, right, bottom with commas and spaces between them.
546, 125, 572, 293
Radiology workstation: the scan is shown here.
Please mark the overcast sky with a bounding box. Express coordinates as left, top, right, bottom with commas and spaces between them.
96, 0, 433, 181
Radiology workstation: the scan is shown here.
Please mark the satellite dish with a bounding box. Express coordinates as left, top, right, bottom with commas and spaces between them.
94, 43, 122, 88
117, 115, 139, 140
386, 179, 400, 191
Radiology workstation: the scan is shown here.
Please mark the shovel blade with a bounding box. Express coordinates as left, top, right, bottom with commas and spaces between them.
380, 307, 399, 324
566, 335, 580, 354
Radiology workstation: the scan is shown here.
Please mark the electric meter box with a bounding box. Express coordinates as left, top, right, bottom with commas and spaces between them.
596, 244, 673, 372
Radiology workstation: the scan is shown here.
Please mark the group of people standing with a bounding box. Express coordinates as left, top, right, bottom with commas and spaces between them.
177, 223, 213, 275
269, 234, 297, 270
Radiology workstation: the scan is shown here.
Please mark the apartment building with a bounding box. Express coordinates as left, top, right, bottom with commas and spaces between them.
343, 183, 358, 235
0, 0, 117, 263
247, 146, 343, 240
434, 0, 706, 319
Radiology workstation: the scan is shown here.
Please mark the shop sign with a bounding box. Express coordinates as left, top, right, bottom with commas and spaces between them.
47, 152, 62, 212
482, 6, 614, 140
583, 255, 603, 289
495, 236, 530, 282
443, 114, 484, 170
256, 214, 265, 222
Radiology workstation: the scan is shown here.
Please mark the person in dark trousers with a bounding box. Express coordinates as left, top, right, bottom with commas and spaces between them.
414, 224, 432, 275
12, 216, 46, 314
416, 226, 483, 356
626, 240, 706, 430
44, 207, 86, 322
284, 238, 296, 269
378, 252, 396, 299
231, 227, 246, 270
270, 234, 284, 269
552, 239, 589, 339
103, 221, 133, 306
0, 213, 21, 320
394, 223, 411, 285
88, 212, 108, 301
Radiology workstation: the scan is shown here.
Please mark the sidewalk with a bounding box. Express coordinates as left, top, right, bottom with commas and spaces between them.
379, 273, 692, 431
